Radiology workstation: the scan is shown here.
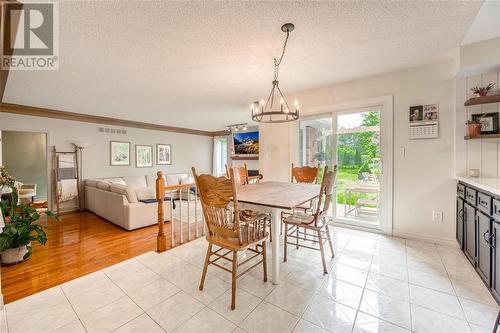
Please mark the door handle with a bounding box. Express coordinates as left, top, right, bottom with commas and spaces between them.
483, 230, 490, 244
489, 233, 496, 248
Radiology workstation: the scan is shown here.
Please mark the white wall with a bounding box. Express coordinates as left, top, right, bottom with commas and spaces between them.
259, 60, 456, 243
456, 69, 500, 177
0, 113, 213, 209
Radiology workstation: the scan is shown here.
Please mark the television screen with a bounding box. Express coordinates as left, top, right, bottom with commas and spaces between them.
233, 131, 259, 155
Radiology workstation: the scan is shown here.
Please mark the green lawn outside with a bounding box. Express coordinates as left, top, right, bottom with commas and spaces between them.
336, 166, 378, 206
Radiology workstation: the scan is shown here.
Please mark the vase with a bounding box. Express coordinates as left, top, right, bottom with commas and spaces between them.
1, 242, 31, 265
467, 123, 482, 137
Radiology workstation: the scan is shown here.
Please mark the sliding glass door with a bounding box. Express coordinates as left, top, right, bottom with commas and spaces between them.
299, 97, 392, 232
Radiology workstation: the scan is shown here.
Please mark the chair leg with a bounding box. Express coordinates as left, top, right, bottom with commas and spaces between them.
231, 250, 237, 310
318, 229, 328, 274
296, 226, 299, 249
284, 223, 288, 262
262, 241, 268, 282
199, 243, 212, 290
325, 226, 335, 258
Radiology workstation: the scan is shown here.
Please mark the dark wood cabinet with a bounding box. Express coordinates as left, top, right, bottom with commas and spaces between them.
492, 223, 500, 299
477, 211, 492, 285
457, 181, 500, 305
457, 197, 464, 249
464, 202, 476, 265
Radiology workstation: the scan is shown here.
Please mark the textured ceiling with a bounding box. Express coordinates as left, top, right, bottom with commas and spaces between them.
4, 1, 482, 131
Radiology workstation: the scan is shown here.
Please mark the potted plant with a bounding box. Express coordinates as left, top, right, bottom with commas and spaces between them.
471, 83, 495, 97
0, 167, 58, 265
466, 119, 482, 137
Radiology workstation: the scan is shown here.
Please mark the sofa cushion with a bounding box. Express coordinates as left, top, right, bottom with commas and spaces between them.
135, 186, 156, 201
110, 183, 138, 203
96, 181, 111, 191
103, 177, 127, 186
166, 174, 184, 185
85, 179, 98, 187
180, 176, 195, 185
146, 174, 165, 187
123, 176, 147, 188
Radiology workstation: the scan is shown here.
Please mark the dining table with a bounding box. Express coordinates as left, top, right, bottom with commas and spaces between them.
236, 181, 320, 284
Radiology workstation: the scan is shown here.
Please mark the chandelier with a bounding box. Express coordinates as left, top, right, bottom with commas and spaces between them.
251, 23, 299, 123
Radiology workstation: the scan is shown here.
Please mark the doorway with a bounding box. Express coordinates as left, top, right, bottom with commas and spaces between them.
2, 130, 49, 210
298, 96, 393, 233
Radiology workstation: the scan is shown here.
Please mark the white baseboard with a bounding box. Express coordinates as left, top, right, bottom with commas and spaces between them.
392, 229, 458, 247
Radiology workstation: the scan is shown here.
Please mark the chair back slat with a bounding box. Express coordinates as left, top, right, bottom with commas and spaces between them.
291, 163, 320, 184
192, 167, 242, 243
314, 165, 338, 224
226, 164, 248, 186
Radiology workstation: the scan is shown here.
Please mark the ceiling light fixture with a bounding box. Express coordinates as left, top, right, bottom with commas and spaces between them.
251, 23, 299, 123
227, 123, 248, 132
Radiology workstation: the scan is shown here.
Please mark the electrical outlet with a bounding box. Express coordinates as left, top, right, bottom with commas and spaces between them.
432, 210, 443, 222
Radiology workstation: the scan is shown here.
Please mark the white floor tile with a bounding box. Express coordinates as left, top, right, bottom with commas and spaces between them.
113, 314, 164, 333
127, 278, 180, 311
208, 288, 261, 325
318, 276, 364, 308
410, 304, 471, 333
359, 289, 411, 329
175, 307, 235, 333
331, 263, 368, 287
50, 320, 86, 333
6, 287, 66, 315
147, 291, 204, 332
239, 271, 276, 298
460, 297, 499, 329
303, 295, 356, 332
369, 261, 408, 282
106, 265, 161, 295
452, 276, 497, 306
79, 296, 143, 333
7, 299, 78, 333
409, 284, 464, 319
292, 319, 326, 333
241, 301, 299, 333
353, 312, 410, 333
265, 281, 316, 316
365, 272, 409, 301
408, 269, 455, 294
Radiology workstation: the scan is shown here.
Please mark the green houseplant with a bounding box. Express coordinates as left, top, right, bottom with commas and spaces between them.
0, 166, 58, 265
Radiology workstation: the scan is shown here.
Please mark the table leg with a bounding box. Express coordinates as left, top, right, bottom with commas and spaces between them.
271, 207, 281, 285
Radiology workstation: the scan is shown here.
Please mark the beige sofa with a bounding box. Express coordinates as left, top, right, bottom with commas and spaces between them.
84, 173, 194, 230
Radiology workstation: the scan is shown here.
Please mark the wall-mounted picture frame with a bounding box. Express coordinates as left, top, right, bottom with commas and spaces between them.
110, 141, 130, 166
135, 145, 153, 168
157, 144, 171, 165
409, 105, 423, 123
472, 112, 499, 135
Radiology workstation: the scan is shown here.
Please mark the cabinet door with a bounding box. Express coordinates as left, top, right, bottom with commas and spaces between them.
457, 197, 464, 249
492, 223, 500, 300
464, 203, 476, 265
476, 211, 491, 285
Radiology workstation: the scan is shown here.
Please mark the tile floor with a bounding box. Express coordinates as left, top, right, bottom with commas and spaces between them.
1, 226, 499, 333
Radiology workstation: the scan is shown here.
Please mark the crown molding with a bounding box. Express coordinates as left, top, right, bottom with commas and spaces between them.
0, 103, 224, 137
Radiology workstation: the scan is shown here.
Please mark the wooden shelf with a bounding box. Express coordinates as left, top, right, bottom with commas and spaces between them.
464, 95, 500, 106
231, 155, 259, 160
464, 134, 500, 140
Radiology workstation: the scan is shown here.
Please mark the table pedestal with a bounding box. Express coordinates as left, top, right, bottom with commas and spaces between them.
271, 207, 281, 284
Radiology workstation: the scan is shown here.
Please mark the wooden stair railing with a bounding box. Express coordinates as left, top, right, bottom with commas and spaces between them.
156, 171, 205, 252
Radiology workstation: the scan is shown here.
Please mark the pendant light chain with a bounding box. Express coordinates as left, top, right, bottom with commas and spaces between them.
251, 23, 299, 123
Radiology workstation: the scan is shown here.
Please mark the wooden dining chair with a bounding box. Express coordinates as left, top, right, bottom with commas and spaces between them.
225, 163, 263, 185
290, 163, 320, 213
283, 165, 337, 274
192, 167, 270, 310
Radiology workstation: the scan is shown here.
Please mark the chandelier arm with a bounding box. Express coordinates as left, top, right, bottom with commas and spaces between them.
276, 85, 292, 111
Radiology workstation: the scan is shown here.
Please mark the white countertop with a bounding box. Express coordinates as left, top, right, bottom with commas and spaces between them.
456, 174, 500, 196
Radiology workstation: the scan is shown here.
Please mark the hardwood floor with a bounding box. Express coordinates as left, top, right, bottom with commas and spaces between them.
1, 211, 197, 304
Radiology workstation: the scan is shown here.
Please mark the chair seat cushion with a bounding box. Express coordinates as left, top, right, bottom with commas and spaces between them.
207, 227, 269, 250
283, 212, 325, 228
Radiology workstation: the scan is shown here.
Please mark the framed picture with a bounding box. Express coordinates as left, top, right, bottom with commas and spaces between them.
135, 145, 153, 168
409, 105, 423, 123
156, 144, 171, 165
472, 112, 499, 135
423, 104, 439, 121
110, 141, 130, 166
